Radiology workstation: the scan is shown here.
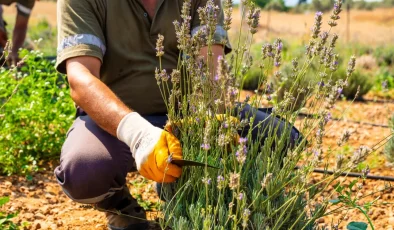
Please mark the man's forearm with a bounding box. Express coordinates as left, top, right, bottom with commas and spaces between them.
12, 14, 29, 56
199, 44, 225, 80
12, 28, 26, 54
200, 44, 226, 111
67, 58, 132, 137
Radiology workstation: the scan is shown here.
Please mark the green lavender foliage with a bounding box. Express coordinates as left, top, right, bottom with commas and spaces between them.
154, 0, 372, 229
384, 115, 394, 163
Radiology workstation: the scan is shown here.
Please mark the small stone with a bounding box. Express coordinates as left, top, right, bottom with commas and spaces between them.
34, 213, 46, 220
19, 186, 29, 193
24, 213, 34, 221
389, 217, 394, 225
33, 221, 41, 229
56, 220, 63, 227
95, 224, 104, 228
37, 181, 44, 186
40, 206, 50, 215
45, 193, 54, 199
4, 181, 12, 188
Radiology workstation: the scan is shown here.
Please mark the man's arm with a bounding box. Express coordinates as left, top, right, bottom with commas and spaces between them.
199, 44, 225, 78
66, 56, 131, 136
11, 14, 29, 62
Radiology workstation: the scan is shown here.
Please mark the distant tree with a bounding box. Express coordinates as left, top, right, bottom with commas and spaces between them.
266, 0, 288, 11
255, 0, 271, 8
310, 0, 335, 12
297, 0, 308, 5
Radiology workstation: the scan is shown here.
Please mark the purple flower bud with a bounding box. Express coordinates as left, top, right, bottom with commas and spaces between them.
239, 137, 248, 144
382, 80, 388, 90
324, 113, 332, 123
201, 143, 211, 150
337, 87, 343, 95
318, 81, 325, 87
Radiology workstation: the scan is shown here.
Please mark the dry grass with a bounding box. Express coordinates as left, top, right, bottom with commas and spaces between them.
2, 2, 393, 46
231, 7, 394, 46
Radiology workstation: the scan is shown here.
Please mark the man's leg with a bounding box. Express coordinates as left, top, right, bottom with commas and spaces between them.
54, 114, 154, 230
0, 6, 8, 52
238, 104, 301, 153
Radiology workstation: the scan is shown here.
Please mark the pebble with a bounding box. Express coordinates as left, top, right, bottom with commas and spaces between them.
57, 220, 63, 227
4, 181, 12, 188
389, 217, 394, 225
33, 221, 41, 229
34, 213, 46, 220
24, 213, 34, 221
40, 206, 50, 215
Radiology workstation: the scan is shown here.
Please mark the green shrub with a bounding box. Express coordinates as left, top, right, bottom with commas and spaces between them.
373, 46, 394, 67
333, 67, 373, 99
26, 19, 57, 56
0, 49, 75, 175
0, 197, 18, 229
310, 0, 335, 12
373, 68, 394, 91
273, 62, 318, 111
241, 67, 265, 90
385, 115, 394, 163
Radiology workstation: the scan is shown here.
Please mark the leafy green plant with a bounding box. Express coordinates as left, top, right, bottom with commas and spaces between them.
333, 68, 373, 100
26, 19, 57, 56
385, 115, 394, 163
373, 45, 394, 67
0, 197, 18, 230
330, 180, 375, 229
0, 49, 75, 175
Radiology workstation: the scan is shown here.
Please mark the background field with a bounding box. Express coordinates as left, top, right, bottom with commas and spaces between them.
1, 1, 394, 229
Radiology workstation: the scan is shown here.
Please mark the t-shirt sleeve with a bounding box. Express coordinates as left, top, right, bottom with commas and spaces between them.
16, 0, 35, 17
191, 0, 232, 54
56, 0, 106, 74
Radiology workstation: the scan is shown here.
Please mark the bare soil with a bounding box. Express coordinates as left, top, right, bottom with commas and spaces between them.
1, 94, 394, 229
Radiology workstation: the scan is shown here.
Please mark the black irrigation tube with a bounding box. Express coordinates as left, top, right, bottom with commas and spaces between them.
354, 98, 394, 105
297, 112, 390, 128
295, 166, 394, 182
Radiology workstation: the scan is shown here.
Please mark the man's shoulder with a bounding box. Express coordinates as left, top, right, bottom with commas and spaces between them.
59, 0, 106, 7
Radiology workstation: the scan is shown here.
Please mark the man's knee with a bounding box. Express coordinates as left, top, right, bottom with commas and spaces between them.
54, 146, 122, 204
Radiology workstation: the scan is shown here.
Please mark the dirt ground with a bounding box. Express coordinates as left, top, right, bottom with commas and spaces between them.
1, 2, 394, 230
1, 93, 394, 229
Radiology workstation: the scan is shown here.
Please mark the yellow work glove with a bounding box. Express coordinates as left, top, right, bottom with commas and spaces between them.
117, 112, 182, 183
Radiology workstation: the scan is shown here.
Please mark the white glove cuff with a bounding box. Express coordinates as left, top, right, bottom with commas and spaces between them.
116, 112, 162, 161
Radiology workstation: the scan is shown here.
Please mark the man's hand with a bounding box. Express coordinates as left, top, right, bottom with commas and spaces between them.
117, 113, 182, 183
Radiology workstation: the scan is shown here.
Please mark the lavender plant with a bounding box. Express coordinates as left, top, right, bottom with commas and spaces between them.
153, 0, 381, 229
385, 115, 394, 163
